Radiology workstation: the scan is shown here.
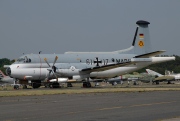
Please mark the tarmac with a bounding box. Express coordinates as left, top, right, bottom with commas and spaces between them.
0, 90, 180, 121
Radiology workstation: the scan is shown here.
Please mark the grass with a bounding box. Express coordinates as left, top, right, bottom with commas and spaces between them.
1, 85, 180, 97
1, 82, 180, 97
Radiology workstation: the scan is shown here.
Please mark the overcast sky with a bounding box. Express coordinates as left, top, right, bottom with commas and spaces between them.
0, 0, 180, 59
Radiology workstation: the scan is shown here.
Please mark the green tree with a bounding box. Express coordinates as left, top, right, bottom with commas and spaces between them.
0, 58, 13, 74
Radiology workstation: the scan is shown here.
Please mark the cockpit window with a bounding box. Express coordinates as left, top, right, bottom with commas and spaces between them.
16, 56, 31, 63
17, 58, 25, 62
24, 56, 31, 63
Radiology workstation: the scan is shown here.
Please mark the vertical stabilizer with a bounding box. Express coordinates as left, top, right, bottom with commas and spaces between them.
117, 20, 152, 55
133, 20, 152, 54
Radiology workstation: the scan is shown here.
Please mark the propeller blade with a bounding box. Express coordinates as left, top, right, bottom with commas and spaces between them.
44, 56, 58, 82
48, 70, 52, 79
52, 70, 58, 81
52, 56, 58, 67
44, 58, 51, 67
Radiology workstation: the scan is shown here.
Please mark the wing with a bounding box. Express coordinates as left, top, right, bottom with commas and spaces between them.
80, 58, 152, 73
81, 61, 134, 72
134, 50, 166, 58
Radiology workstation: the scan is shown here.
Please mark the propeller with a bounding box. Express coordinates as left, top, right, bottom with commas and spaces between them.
44, 56, 58, 82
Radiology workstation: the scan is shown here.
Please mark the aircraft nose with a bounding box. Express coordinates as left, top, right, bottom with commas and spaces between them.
6, 67, 11, 77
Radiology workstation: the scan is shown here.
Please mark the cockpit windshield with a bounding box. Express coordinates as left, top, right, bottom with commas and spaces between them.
15, 56, 31, 63
17, 58, 25, 62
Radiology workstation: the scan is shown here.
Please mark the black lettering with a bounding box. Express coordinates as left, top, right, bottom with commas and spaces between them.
116, 59, 120, 63
86, 59, 90, 65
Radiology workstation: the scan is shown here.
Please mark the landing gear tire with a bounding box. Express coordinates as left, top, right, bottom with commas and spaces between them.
50, 83, 60, 88
67, 83, 73, 87
32, 83, 41, 89
167, 81, 172, 84
83, 82, 91, 88
156, 81, 159, 85
133, 82, 137, 85
14, 85, 19, 90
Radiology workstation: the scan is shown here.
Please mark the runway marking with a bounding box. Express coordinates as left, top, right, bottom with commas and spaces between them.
129, 101, 177, 108
96, 101, 177, 111
98, 106, 123, 110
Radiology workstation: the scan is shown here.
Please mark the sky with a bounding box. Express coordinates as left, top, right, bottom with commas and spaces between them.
0, 0, 180, 59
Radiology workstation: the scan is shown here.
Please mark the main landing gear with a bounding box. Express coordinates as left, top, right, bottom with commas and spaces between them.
83, 82, 91, 88
13, 85, 19, 90
31, 80, 41, 89
49, 82, 60, 88
67, 83, 73, 87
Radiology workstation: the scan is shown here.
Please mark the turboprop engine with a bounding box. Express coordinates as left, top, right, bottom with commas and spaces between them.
49, 78, 77, 83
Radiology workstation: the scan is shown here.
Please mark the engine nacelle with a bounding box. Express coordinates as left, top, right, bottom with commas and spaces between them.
49, 78, 77, 83
49, 78, 68, 83
72, 75, 89, 81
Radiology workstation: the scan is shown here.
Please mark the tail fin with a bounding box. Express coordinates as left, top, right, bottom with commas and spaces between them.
133, 20, 152, 54
0, 70, 6, 79
146, 69, 163, 77
118, 20, 152, 55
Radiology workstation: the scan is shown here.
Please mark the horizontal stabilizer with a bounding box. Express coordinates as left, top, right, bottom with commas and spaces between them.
134, 50, 166, 58
155, 76, 174, 81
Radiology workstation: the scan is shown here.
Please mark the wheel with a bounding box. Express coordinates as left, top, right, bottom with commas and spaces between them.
133, 82, 137, 85
23, 85, 27, 89
14, 85, 19, 90
87, 82, 91, 87
83, 82, 87, 87
167, 81, 171, 84
83, 82, 91, 88
32, 83, 41, 88
50, 83, 59, 88
156, 81, 159, 85
53, 83, 60, 88
67, 83, 73, 87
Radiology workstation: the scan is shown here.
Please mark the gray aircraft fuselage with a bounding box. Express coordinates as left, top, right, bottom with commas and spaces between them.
8, 53, 152, 81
